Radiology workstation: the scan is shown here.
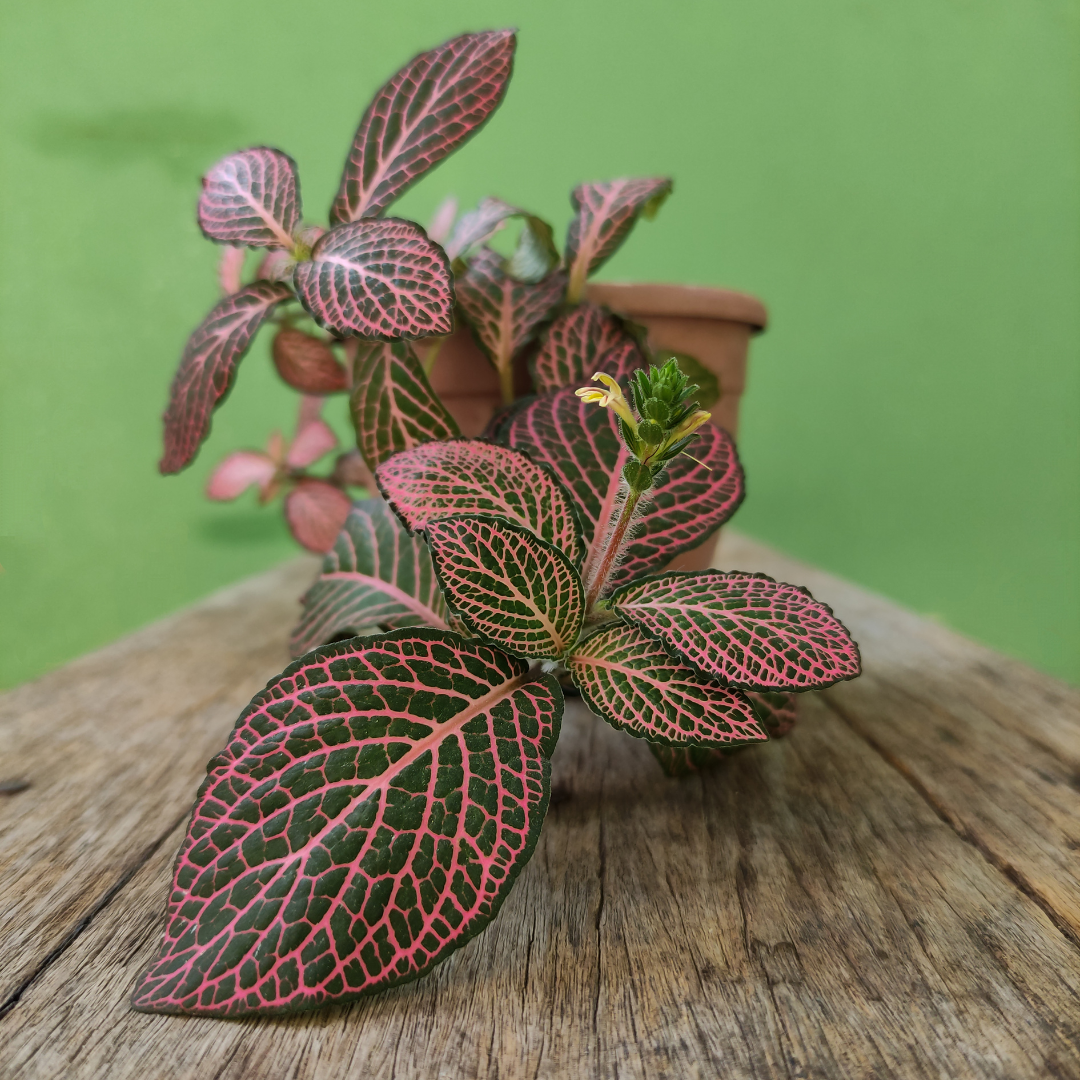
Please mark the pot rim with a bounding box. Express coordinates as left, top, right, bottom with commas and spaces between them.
585, 282, 768, 332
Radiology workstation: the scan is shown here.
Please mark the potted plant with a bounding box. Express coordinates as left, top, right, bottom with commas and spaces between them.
140, 29, 859, 1019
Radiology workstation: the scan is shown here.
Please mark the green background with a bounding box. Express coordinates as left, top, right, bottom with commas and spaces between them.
2, 0, 1077, 688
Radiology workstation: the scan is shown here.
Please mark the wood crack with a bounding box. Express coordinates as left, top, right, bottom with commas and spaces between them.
0, 808, 190, 1020
822, 690, 1080, 955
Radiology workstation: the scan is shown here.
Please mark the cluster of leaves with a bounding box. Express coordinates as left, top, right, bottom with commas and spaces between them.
135, 346, 860, 1017
161, 28, 674, 553
140, 28, 861, 1022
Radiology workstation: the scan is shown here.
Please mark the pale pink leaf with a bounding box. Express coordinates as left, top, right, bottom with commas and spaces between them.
505, 387, 743, 588
611, 571, 862, 691
330, 31, 516, 223
217, 245, 246, 295
426, 196, 459, 244
160, 282, 293, 475
286, 418, 338, 470
284, 480, 353, 553
130, 628, 561, 1017
376, 440, 584, 565
293, 219, 453, 340
198, 148, 301, 249
205, 451, 276, 501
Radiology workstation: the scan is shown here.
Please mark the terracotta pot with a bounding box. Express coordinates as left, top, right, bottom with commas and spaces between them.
423, 283, 769, 568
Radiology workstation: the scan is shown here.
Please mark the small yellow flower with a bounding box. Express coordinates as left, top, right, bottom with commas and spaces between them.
574, 373, 638, 429
666, 408, 711, 444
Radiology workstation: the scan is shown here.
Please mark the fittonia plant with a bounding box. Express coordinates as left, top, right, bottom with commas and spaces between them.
133, 357, 861, 1018
160, 28, 679, 551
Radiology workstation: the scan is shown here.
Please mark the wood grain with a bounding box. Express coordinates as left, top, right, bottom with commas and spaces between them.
0, 558, 318, 1006
2, 533, 1079, 1078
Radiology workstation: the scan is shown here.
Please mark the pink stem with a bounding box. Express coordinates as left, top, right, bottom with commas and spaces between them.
585, 487, 642, 611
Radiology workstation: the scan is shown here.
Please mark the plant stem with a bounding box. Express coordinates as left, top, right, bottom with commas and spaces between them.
565, 256, 588, 306
422, 336, 445, 377
498, 358, 515, 406
585, 486, 643, 610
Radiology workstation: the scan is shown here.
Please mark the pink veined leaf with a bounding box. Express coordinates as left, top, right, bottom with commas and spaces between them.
564, 178, 673, 301
375, 440, 584, 566
293, 219, 453, 341
426, 196, 459, 245
455, 247, 566, 384
272, 328, 349, 395
198, 148, 301, 249
330, 31, 516, 224
284, 480, 353, 553
206, 451, 277, 502
647, 691, 800, 776
351, 341, 460, 470
130, 628, 561, 1018
290, 498, 449, 657
218, 245, 247, 295
444, 196, 519, 261
286, 419, 338, 471
504, 387, 744, 588
568, 621, 767, 748
611, 571, 862, 691
424, 515, 585, 660
530, 302, 645, 393
160, 282, 294, 475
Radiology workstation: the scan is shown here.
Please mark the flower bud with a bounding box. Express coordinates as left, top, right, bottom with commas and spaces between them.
636, 419, 665, 445
622, 460, 653, 491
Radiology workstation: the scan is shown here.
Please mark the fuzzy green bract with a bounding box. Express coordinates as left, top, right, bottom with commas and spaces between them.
131, 629, 562, 1017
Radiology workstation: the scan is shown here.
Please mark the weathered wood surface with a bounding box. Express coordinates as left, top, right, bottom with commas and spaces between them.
2, 532, 1078, 1079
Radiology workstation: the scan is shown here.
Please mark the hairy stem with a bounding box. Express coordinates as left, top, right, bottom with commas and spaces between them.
585, 486, 643, 610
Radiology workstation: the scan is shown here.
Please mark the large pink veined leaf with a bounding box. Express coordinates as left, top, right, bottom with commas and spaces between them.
611, 571, 862, 691
504, 387, 743, 588
130, 628, 562, 1018
291, 498, 449, 656
424, 515, 584, 660
198, 148, 301, 249
206, 451, 277, 502
455, 247, 566, 383
293, 219, 453, 341
647, 691, 800, 776
330, 31, 516, 224
568, 621, 767, 748
284, 480, 353, 553
160, 282, 294, 475
564, 178, 673, 301
351, 341, 459, 470
272, 328, 349, 395
530, 302, 645, 393
376, 440, 584, 565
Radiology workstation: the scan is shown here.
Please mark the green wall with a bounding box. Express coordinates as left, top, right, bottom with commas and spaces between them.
2, 0, 1077, 687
